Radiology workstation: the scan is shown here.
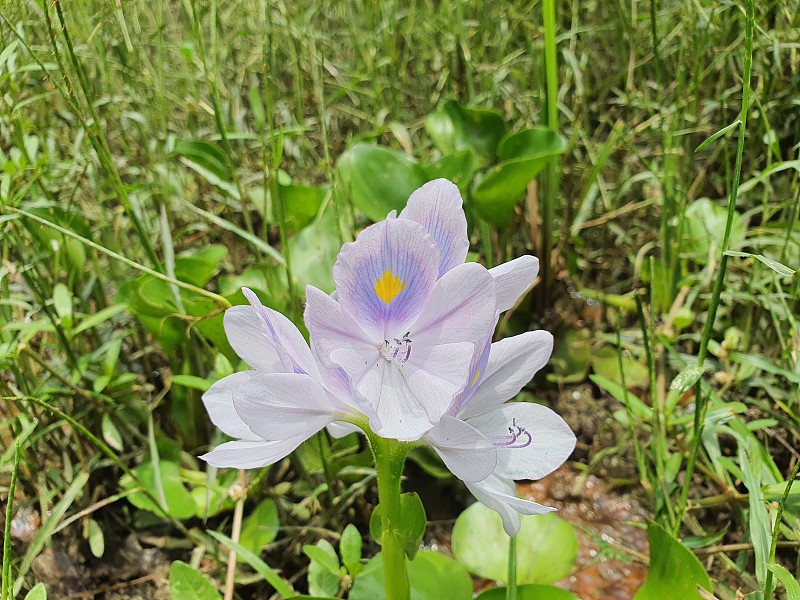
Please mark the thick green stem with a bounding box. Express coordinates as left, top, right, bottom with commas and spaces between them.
371, 436, 411, 600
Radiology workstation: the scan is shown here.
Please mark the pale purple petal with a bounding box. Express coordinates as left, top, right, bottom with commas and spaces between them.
233, 373, 339, 441
333, 218, 440, 339
458, 331, 553, 420
224, 288, 319, 378
448, 338, 492, 417
305, 285, 378, 374
467, 402, 575, 481
465, 474, 555, 537
201, 371, 259, 440
201, 438, 306, 469
399, 179, 469, 277
404, 341, 475, 423
326, 421, 362, 439
490, 255, 539, 314
425, 415, 497, 483
358, 361, 436, 441
410, 262, 496, 347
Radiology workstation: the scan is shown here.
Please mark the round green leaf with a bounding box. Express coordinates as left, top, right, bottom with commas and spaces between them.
119, 461, 198, 520
633, 522, 712, 600
473, 128, 567, 227
88, 518, 104, 558
337, 143, 427, 222
369, 492, 427, 559
23, 583, 47, 600
591, 346, 650, 389
475, 585, 579, 600
424, 100, 506, 166
340, 524, 364, 575
349, 551, 473, 600
451, 502, 577, 585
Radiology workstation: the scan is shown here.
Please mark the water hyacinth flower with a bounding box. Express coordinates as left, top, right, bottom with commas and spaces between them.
201, 178, 574, 507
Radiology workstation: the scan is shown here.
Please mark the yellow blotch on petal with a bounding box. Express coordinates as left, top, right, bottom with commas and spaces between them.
470, 369, 481, 388
374, 269, 406, 305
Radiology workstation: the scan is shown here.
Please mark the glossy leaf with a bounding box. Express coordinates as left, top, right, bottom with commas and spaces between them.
119, 461, 198, 520
451, 502, 577, 585
304, 540, 341, 598
473, 128, 567, 226
424, 100, 506, 166
349, 551, 472, 600
632, 522, 712, 600
337, 143, 428, 222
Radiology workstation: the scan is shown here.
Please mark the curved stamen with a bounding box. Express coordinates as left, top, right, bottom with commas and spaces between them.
490, 418, 533, 449
380, 332, 412, 364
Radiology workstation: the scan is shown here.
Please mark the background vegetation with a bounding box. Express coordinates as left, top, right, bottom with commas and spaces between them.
1, 0, 799, 599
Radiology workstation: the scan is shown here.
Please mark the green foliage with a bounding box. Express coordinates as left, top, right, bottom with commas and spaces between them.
633, 523, 712, 600
239, 498, 280, 554
169, 561, 222, 600
304, 540, 341, 598
424, 101, 506, 166
349, 551, 473, 600
23, 584, 47, 600
474, 585, 578, 600
370, 492, 427, 560
451, 503, 577, 585
683, 198, 746, 258
337, 144, 427, 222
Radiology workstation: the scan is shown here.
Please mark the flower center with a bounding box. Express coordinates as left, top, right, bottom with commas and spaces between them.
490, 418, 532, 449
380, 332, 412, 363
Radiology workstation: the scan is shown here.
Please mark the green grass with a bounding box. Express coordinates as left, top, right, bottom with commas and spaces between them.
2, 1, 800, 599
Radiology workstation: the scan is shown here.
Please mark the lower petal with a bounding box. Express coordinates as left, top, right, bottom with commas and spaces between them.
233, 373, 340, 441
202, 371, 260, 440
468, 402, 576, 481
425, 415, 496, 483
200, 438, 306, 469
366, 362, 435, 441
465, 474, 555, 537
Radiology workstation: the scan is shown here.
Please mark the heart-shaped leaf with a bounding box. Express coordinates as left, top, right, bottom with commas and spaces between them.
424, 100, 506, 166
473, 128, 566, 227
337, 144, 427, 222
451, 502, 577, 585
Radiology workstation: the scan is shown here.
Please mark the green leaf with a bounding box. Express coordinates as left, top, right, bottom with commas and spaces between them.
370, 492, 427, 560
724, 250, 796, 277
424, 100, 506, 166
665, 365, 704, 414
768, 564, 800, 600
590, 346, 650, 389
170, 374, 213, 392
52, 283, 72, 328
424, 150, 477, 191
340, 524, 363, 575
280, 183, 328, 232
288, 205, 340, 293
694, 119, 741, 152
475, 584, 579, 600
349, 551, 473, 600
473, 128, 567, 227
207, 530, 294, 598
337, 143, 428, 222
683, 198, 746, 259
451, 503, 577, 585
23, 583, 47, 600
174, 245, 228, 287
119, 461, 198, 520
632, 522, 712, 600
239, 498, 280, 554
169, 561, 222, 600
101, 414, 124, 452
304, 540, 341, 598
88, 519, 104, 558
